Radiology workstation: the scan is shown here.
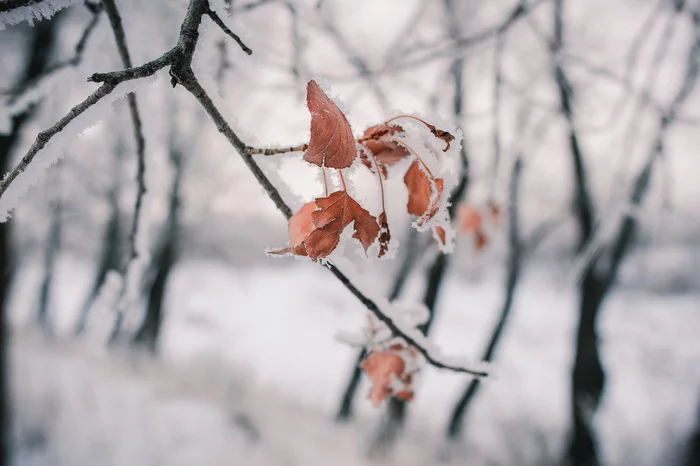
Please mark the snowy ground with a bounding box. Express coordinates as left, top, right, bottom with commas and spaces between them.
8, 257, 700, 465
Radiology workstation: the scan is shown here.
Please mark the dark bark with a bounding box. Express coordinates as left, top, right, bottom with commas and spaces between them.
684, 396, 700, 466
447, 158, 523, 439
560, 5, 699, 465
74, 147, 123, 336
36, 178, 61, 333
551, 1, 603, 463
132, 137, 183, 352
0, 18, 59, 466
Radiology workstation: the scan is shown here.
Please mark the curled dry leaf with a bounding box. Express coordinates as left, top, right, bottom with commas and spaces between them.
377, 212, 390, 257
360, 350, 414, 406
303, 80, 357, 169
403, 161, 444, 226
268, 201, 317, 257
305, 190, 380, 260
358, 124, 410, 179
425, 123, 455, 151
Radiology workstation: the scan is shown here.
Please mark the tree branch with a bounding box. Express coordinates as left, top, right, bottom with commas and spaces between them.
3, 3, 102, 104
245, 144, 308, 155
101, 0, 149, 341
1, 0, 488, 377
205, 7, 252, 55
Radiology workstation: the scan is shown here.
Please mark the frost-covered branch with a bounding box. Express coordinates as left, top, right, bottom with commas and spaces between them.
245, 144, 308, 155
206, 7, 252, 55
0, 82, 114, 201
2, 2, 102, 104
0, 0, 80, 29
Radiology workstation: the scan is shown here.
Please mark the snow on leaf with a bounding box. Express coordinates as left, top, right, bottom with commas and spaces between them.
424, 123, 455, 151
404, 160, 431, 217
360, 350, 414, 406
403, 160, 444, 226
357, 124, 410, 178
305, 190, 379, 260
303, 80, 356, 169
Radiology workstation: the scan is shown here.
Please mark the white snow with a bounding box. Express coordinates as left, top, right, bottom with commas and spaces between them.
8, 257, 700, 466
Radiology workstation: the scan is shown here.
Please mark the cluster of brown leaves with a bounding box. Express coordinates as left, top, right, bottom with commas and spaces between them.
456, 202, 501, 251
271, 80, 456, 260
360, 343, 418, 406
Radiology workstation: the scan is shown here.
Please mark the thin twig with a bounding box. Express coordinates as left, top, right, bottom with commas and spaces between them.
0, 83, 117, 198
3, 3, 103, 104
245, 144, 308, 155
206, 7, 253, 55
102, 0, 147, 262
101, 0, 149, 342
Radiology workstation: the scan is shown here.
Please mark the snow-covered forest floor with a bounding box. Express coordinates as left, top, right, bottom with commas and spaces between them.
7, 257, 700, 466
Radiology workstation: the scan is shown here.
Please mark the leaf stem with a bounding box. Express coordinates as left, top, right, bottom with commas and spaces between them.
359, 143, 386, 214
322, 168, 329, 196
385, 114, 432, 128
381, 136, 435, 178
338, 169, 347, 191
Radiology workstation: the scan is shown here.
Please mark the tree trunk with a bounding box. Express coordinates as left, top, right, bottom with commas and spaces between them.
567, 269, 607, 466
36, 180, 62, 334
132, 142, 182, 352
74, 181, 122, 335
447, 158, 523, 439
0, 18, 60, 466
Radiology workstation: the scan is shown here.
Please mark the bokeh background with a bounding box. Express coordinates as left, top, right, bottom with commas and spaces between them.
1, 0, 699, 465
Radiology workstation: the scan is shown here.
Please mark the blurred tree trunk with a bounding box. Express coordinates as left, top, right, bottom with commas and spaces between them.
684, 397, 700, 466
551, 1, 604, 463
0, 18, 60, 466
446, 157, 523, 439
36, 171, 62, 333
74, 144, 123, 336
132, 139, 183, 352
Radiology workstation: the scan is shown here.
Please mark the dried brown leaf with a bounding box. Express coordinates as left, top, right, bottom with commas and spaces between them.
304, 190, 379, 260
425, 123, 455, 151
303, 80, 357, 169
360, 351, 414, 406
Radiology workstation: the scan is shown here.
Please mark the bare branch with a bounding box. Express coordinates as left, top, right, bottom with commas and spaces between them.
551, 0, 595, 250
245, 144, 308, 155
0, 0, 43, 13
391, 0, 549, 72
0, 83, 117, 199
102, 0, 147, 260
206, 7, 253, 55
3, 3, 102, 104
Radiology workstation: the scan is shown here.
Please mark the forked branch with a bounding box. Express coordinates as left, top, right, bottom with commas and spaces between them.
0, 0, 487, 377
